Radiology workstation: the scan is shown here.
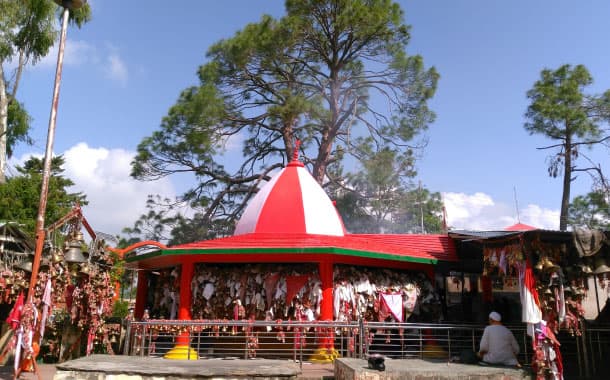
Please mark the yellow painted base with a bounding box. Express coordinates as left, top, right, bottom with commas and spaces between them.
422, 342, 448, 359
309, 347, 340, 363
163, 344, 199, 360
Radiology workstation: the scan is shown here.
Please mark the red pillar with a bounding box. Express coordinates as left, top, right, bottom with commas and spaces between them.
134, 270, 148, 319
319, 260, 334, 321
310, 259, 338, 362
164, 261, 197, 359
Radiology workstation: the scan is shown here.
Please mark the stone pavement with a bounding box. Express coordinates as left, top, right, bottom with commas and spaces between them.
1, 357, 334, 380
1, 356, 532, 380
336, 358, 531, 380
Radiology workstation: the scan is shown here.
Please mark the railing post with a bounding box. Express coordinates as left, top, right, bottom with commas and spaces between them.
447, 329, 451, 361
359, 319, 365, 359
142, 324, 147, 357
471, 328, 476, 352
581, 323, 590, 379
123, 320, 131, 355
419, 327, 424, 359
522, 330, 528, 365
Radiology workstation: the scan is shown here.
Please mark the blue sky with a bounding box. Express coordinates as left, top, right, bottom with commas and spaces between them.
8, 0, 610, 236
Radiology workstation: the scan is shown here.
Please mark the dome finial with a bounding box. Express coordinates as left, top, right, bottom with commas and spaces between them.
292, 139, 301, 162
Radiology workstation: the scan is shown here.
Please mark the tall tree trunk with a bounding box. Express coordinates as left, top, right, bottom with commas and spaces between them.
560, 136, 572, 231
0, 65, 8, 184
312, 134, 332, 184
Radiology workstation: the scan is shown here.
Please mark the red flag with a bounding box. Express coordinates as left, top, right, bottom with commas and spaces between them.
6, 292, 24, 330
520, 258, 542, 326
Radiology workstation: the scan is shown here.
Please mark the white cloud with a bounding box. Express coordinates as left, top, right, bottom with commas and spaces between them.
36, 39, 99, 68
32, 39, 128, 86
104, 53, 128, 85
59, 143, 176, 237
443, 191, 559, 231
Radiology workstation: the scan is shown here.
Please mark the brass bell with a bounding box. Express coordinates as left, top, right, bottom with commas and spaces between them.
79, 264, 91, 277
543, 257, 559, 272
594, 257, 610, 274
52, 250, 63, 264
110, 334, 117, 344
535, 257, 545, 271
544, 287, 553, 295
579, 263, 593, 274
40, 258, 51, 271
74, 231, 85, 243
5, 277, 13, 285
69, 264, 79, 277
64, 239, 87, 263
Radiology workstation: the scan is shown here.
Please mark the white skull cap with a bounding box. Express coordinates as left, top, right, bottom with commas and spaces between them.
489, 311, 501, 321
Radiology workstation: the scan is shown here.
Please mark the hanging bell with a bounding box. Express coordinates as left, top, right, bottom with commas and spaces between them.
110, 334, 117, 344
40, 258, 51, 271
535, 256, 548, 271
579, 263, 593, 274
544, 287, 553, 295
64, 239, 87, 263
543, 257, 559, 272
69, 264, 79, 277
52, 249, 63, 264
79, 264, 91, 277
594, 257, 610, 274
74, 230, 85, 243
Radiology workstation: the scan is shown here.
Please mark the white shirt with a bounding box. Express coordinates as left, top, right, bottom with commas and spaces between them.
479, 324, 519, 366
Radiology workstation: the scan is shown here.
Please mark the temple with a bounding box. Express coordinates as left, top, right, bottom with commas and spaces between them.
123, 155, 458, 360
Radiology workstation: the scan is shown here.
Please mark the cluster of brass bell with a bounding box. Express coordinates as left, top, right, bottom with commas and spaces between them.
534, 256, 560, 272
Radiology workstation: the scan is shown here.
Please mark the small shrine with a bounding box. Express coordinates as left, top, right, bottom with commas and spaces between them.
450, 225, 610, 379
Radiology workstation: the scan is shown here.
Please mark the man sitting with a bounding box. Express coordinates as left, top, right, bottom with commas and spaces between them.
478, 311, 521, 367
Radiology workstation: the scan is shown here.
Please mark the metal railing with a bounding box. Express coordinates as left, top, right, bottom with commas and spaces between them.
122, 319, 531, 366
121, 319, 610, 377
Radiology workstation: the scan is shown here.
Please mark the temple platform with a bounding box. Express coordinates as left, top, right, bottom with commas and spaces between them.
1, 355, 533, 380
335, 358, 532, 380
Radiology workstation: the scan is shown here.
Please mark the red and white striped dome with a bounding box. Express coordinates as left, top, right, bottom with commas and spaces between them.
234, 160, 346, 236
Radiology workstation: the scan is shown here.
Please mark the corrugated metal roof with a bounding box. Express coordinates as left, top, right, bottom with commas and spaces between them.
127, 232, 457, 265
347, 234, 457, 262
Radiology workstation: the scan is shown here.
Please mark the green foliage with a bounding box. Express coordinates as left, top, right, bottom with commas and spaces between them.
0, 0, 56, 62
6, 99, 33, 157
524, 64, 610, 230
0, 155, 87, 236
0, 0, 91, 182
568, 191, 610, 229
112, 299, 130, 319
130, 0, 438, 236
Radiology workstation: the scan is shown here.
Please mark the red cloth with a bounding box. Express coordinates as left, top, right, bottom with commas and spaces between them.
481, 275, 493, 303
264, 273, 281, 308
285, 275, 309, 304
6, 292, 24, 330
65, 284, 75, 309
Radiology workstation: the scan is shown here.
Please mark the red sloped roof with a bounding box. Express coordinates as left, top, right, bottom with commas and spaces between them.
165, 232, 457, 263
504, 223, 537, 231
349, 234, 457, 262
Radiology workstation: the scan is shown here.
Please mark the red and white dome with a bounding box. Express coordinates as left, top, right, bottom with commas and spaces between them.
234, 160, 346, 236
